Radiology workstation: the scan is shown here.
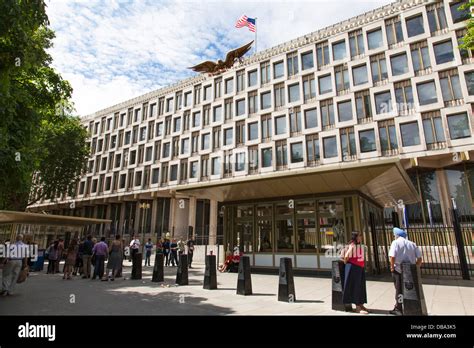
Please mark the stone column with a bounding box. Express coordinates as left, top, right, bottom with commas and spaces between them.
209, 199, 218, 245
435, 169, 452, 225
169, 197, 176, 238
188, 196, 197, 239
133, 201, 141, 238
118, 202, 126, 235
150, 198, 158, 241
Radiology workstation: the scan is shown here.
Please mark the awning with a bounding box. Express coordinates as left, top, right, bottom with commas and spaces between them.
0, 211, 111, 226
176, 158, 419, 206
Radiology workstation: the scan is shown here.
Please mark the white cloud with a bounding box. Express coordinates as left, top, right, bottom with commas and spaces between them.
46, 0, 392, 116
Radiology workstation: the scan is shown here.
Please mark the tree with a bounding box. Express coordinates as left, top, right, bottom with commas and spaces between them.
0, 1, 89, 211
459, 1, 474, 51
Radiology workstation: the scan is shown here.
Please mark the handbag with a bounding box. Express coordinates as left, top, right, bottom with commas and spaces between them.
17, 265, 29, 284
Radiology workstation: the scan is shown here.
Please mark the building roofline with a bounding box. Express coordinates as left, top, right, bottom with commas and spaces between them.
81, 0, 424, 121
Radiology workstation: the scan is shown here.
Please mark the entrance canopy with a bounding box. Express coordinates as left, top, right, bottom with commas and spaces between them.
177, 159, 419, 206
0, 210, 111, 226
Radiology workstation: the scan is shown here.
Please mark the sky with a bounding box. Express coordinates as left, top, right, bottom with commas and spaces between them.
45, 0, 393, 117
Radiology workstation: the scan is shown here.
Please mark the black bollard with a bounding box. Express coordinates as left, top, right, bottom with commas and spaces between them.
131, 252, 142, 280
236, 256, 252, 295
203, 254, 218, 290
175, 254, 189, 285
331, 260, 352, 312
152, 253, 164, 282
401, 262, 427, 315
278, 258, 296, 302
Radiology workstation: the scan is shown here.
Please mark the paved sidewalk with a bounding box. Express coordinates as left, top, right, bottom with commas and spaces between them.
0, 262, 472, 315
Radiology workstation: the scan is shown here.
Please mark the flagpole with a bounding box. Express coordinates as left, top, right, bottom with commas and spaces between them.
255, 17, 257, 54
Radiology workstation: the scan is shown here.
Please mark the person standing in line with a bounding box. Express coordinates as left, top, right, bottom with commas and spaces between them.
389, 227, 422, 316
169, 239, 178, 267
82, 235, 94, 279
177, 239, 185, 264
46, 241, 58, 274
163, 239, 170, 266
129, 235, 140, 259
63, 239, 78, 280
104, 235, 123, 281
56, 238, 65, 273
144, 238, 153, 267
92, 237, 108, 280
73, 238, 84, 276
1, 234, 27, 296
186, 238, 195, 268
342, 231, 370, 314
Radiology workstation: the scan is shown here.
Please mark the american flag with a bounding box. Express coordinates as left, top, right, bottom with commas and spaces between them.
235, 15, 256, 32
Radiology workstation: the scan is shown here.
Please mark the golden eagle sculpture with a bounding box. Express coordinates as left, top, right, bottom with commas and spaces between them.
188, 40, 254, 75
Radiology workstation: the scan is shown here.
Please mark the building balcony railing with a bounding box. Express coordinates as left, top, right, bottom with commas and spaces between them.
322, 124, 335, 131
337, 88, 350, 96
444, 99, 464, 108
426, 141, 447, 151
343, 154, 357, 162
382, 148, 399, 157
357, 116, 373, 124
415, 67, 433, 77
307, 159, 320, 167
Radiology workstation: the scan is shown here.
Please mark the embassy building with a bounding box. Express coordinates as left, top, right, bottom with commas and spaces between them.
28, 0, 474, 272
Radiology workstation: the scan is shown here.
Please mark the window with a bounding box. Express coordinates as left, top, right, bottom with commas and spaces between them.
355, 90, 372, 121
203, 104, 210, 126
249, 146, 258, 172
321, 99, 335, 130
340, 127, 356, 159
201, 156, 209, 178
302, 74, 316, 101
193, 111, 201, 127
379, 120, 398, 153
422, 111, 445, 145
172, 137, 179, 157
215, 78, 222, 98
374, 90, 393, 114
400, 122, 421, 146
201, 133, 210, 150
170, 165, 178, 181
132, 126, 138, 143
145, 146, 153, 162
301, 51, 314, 70
173, 117, 181, 132
235, 153, 245, 172
323, 136, 338, 158
395, 80, 414, 112
181, 138, 190, 154
225, 78, 233, 94
465, 71, 474, 95
274, 61, 284, 79
153, 141, 161, 161
385, 17, 404, 46
262, 148, 272, 167
151, 168, 160, 184
352, 64, 368, 86
335, 65, 350, 93
248, 69, 258, 87
304, 108, 317, 129
450, 1, 470, 24
203, 85, 212, 101
427, 3, 447, 33
291, 142, 304, 163
190, 161, 198, 178
416, 81, 438, 105
332, 40, 346, 61
289, 107, 302, 135
411, 41, 431, 72
367, 28, 383, 50
213, 105, 222, 122
236, 70, 245, 92
129, 150, 137, 165
248, 91, 258, 114
288, 83, 300, 103
406, 14, 425, 37
274, 83, 285, 108
371, 54, 388, 83
447, 113, 471, 139
287, 51, 299, 76
390, 53, 409, 76
158, 98, 165, 116
183, 113, 190, 132
306, 134, 320, 163
236, 121, 245, 145
194, 85, 201, 106
261, 114, 272, 140
224, 98, 233, 120
337, 100, 353, 122
212, 127, 221, 149
261, 61, 271, 84
319, 74, 332, 94
439, 69, 463, 102
184, 92, 192, 107
248, 122, 258, 140
359, 129, 376, 152
134, 171, 142, 186
212, 158, 220, 175
261, 91, 271, 109
275, 115, 287, 135
433, 40, 454, 64
191, 132, 199, 153
224, 128, 233, 146
349, 30, 365, 57
316, 42, 330, 68
236, 99, 245, 116
164, 117, 171, 135
276, 140, 288, 168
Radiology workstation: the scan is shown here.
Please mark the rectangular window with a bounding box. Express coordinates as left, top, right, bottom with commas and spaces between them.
261, 91, 271, 109
340, 127, 356, 159
332, 40, 346, 61
172, 137, 179, 158
355, 90, 372, 121
275, 115, 287, 135
190, 161, 198, 178
248, 69, 258, 87
359, 129, 376, 152
400, 122, 421, 146
321, 99, 335, 130
352, 64, 368, 86
335, 65, 349, 93
288, 83, 300, 103
173, 117, 181, 133
274, 83, 285, 108
274, 61, 284, 79
416, 80, 438, 105
465, 71, 474, 95
235, 152, 245, 172
385, 17, 404, 46
450, 1, 470, 24
427, 3, 447, 33
213, 105, 222, 122
236, 70, 245, 92
439, 69, 463, 102
181, 138, 190, 154
323, 136, 338, 158
367, 28, 383, 50
162, 143, 170, 158
287, 51, 299, 76
422, 111, 446, 145
406, 14, 425, 37
170, 165, 178, 181
201, 156, 209, 179
301, 51, 314, 70
203, 85, 212, 101
302, 74, 316, 101
276, 140, 288, 168
193, 111, 201, 127
337, 100, 353, 122
224, 128, 233, 146
318, 74, 332, 94
261, 114, 272, 140
379, 120, 398, 153
261, 61, 271, 84
395, 80, 414, 112
249, 145, 258, 172
248, 91, 258, 114
236, 98, 245, 116
289, 107, 302, 135
194, 85, 201, 106
212, 127, 221, 149
201, 133, 210, 150
304, 108, 317, 129
291, 142, 304, 163
214, 78, 222, 99
390, 52, 409, 76
371, 53, 388, 83
316, 42, 330, 68
224, 98, 233, 121
158, 98, 165, 116
164, 117, 171, 135
225, 78, 233, 94
306, 134, 320, 164
411, 41, 431, 72
152, 168, 160, 184
203, 104, 210, 126
374, 90, 393, 114
184, 92, 192, 107
349, 30, 365, 57
248, 122, 258, 140
447, 112, 471, 139
262, 148, 272, 167
145, 146, 153, 162
191, 132, 199, 153
433, 40, 455, 64
236, 121, 245, 145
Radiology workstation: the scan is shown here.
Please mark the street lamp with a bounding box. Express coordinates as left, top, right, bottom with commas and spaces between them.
139, 202, 151, 250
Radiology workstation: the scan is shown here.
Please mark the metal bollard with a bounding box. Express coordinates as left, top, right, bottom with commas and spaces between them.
236, 256, 252, 295
151, 253, 164, 282
203, 254, 218, 290
278, 257, 296, 302
401, 262, 427, 315
331, 260, 352, 312
175, 254, 189, 285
